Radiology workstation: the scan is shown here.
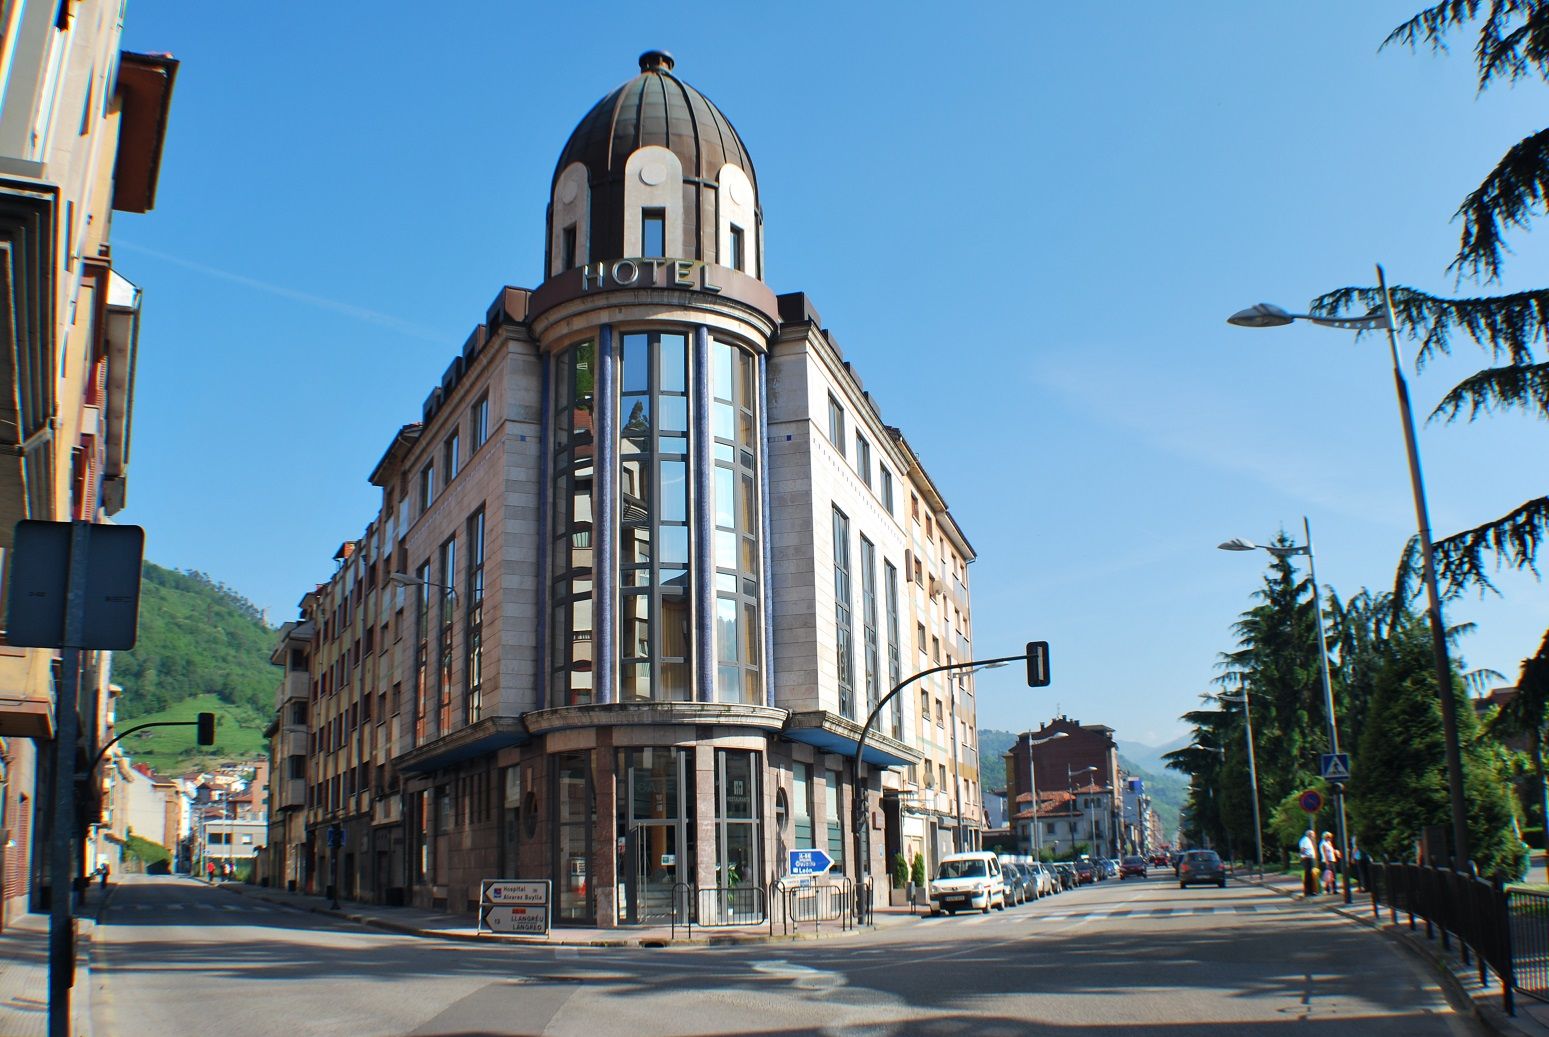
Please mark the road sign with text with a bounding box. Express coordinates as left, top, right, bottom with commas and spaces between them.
788, 849, 834, 876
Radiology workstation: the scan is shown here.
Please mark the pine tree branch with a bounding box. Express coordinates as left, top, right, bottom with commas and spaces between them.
1386, 1, 1549, 87
1433, 360, 1549, 421
1451, 127, 1549, 281
1310, 284, 1548, 368
1433, 496, 1549, 593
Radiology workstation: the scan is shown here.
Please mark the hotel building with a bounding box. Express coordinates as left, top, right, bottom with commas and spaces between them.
268, 51, 985, 925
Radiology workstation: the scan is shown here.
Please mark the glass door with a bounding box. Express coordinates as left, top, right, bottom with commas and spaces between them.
626, 823, 681, 923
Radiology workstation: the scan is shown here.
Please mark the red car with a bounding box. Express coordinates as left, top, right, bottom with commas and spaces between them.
1119, 855, 1148, 879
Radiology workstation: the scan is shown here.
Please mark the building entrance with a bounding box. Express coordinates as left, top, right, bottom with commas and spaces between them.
623, 823, 681, 923
616, 747, 690, 925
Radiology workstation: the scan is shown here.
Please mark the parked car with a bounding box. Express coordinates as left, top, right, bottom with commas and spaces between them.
999, 861, 1034, 905
1055, 862, 1077, 890
930, 851, 1008, 915
1178, 849, 1228, 889
1034, 862, 1059, 897
1119, 855, 1148, 879
1073, 860, 1095, 885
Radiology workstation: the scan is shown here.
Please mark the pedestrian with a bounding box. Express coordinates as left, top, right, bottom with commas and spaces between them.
1298, 829, 1317, 896
1320, 831, 1340, 894
206, 860, 216, 883
98, 862, 110, 890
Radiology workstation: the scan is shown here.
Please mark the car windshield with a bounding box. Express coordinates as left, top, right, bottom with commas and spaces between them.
938, 859, 987, 879
1124, 856, 1144, 864
1187, 851, 1219, 862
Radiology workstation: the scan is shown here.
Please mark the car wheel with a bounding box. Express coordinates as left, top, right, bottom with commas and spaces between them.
1179, 882, 1187, 889
1218, 879, 1227, 888
946, 908, 957, 916
981, 902, 990, 914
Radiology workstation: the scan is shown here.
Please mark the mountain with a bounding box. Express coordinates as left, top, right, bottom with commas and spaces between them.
1116, 736, 1191, 777
110, 562, 277, 772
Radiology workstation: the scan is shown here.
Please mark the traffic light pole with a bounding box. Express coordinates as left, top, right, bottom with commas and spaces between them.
851, 644, 1049, 921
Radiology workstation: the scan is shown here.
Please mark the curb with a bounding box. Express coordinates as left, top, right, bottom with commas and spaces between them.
215, 882, 879, 948
1241, 875, 1543, 1037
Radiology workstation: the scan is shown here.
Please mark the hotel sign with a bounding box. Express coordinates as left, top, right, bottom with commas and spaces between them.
579, 257, 724, 294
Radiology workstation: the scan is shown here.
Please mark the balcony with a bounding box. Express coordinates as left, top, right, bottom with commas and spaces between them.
0, 648, 54, 738
372, 793, 401, 826
274, 778, 305, 811
281, 727, 306, 758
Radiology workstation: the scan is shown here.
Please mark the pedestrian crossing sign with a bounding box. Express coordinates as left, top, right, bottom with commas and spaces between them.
1319, 753, 1351, 782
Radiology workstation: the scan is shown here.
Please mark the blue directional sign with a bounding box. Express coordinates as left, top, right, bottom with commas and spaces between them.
1319, 753, 1351, 782
788, 848, 834, 876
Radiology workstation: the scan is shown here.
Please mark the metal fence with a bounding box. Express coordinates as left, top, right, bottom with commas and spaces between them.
1508, 887, 1549, 1005
772, 877, 857, 936
1359, 859, 1516, 1015
666, 883, 768, 938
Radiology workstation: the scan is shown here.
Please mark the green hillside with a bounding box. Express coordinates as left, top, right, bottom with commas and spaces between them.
110, 562, 277, 774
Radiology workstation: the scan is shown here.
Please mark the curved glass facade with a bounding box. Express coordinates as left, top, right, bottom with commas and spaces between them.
549, 327, 763, 707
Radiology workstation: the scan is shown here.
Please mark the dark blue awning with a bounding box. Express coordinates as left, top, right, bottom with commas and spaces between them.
398, 718, 530, 775
782, 710, 920, 769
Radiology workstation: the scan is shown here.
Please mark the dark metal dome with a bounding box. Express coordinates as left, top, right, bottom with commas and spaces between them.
549, 51, 759, 267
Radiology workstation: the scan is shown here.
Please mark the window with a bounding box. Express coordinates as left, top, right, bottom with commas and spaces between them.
419, 462, 435, 514
711, 339, 763, 705
714, 750, 759, 899
437, 536, 456, 734
617, 331, 693, 704
793, 763, 813, 849
444, 430, 460, 482
884, 561, 902, 737
413, 561, 430, 743
642, 208, 665, 257
855, 434, 871, 489
561, 224, 577, 270
916, 622, 927, 657
551, 341, 596, 707
825, 770, 844, 868
936, 699, 944, 727
466, 508, 485, 724
827, 395, 846, 457
939, 764, 948, 789
932, 636, 941, 662
470, 394, 490, 451
729, 224, 745, 272
860, 537, 880, 717
911, 494, 919, 521
920, 689, 930, 720
880, 467, 894, 514
913, 557, 923, 585
554, 751, 596, 923
832, 507, 855, 719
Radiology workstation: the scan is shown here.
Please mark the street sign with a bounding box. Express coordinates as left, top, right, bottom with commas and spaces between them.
1319, 753, 1351, 782
1298, 789, 1324, 814
484, 880, 547, 905
480, 905, 548, 934
478, 878, 550, 936
6, 520, 144, 649
787, 848, 834, 876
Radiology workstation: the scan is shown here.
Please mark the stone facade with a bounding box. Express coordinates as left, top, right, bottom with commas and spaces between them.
267, 52, 982, 927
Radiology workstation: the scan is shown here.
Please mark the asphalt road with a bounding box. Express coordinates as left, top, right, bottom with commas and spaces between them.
90, 872, 1483, 1037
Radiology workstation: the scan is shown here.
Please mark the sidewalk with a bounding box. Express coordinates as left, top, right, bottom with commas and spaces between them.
1240, 867, 1549, 1037
217, 879, 923, 947
0, 885, 107, 1037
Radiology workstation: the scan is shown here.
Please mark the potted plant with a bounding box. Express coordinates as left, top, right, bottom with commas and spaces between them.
889, 852, 910, 905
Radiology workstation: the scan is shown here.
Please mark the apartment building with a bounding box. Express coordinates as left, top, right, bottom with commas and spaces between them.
0, 0, 174, 928
268, 51, 983, 925
1005, 716, 1123, 859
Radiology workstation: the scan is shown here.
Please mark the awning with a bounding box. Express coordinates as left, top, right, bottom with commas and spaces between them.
781, 710, 922, 769
397, 717, 530, 775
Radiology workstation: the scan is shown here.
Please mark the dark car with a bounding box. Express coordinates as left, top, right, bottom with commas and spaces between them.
1119, 855, 1148, 879
1178, 849, 1228, 889
1056, 863, 1077, 890
1001, 862, 1036, 905
1073, 860, 1095, 885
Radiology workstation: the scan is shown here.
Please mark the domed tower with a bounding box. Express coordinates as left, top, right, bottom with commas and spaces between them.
545, 50, 763, 279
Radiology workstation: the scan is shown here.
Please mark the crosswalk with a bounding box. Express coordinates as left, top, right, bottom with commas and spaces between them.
112, 900, 284, 913
932, 902, 1273, 925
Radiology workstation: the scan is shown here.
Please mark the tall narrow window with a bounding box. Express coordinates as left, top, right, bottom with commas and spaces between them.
880, 467, 894, 515
465, 508, 485, 724
470, 394, 490, 451
561, 224, 577, 270
550, 342, 596, 706
438, 536, 456, 734
860, 537, 880, 718
793, 763, 813, 850
855, 434, 872, 490
414, 561, 430, 744
825, 771, 845, 868
728, 224, 745, 272
554, 751, 595, 923
444, 429, 460, 482
619, 331, 692, 703
832, 506, 854, 719
419, 462, 435, 515
641, 208, 666, 257
827, 395, 846, 457
712, 339, 762, 704
884, 560, 902, 738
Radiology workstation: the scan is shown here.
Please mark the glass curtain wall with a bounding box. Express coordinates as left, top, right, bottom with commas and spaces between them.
711, 341, 761, 704
860, 537, 880, 720
619, 331, 692, 702
465, 509, 485, 723
551, 343, 595, 706
885, 560, 903, 739
832, 508, 855, 719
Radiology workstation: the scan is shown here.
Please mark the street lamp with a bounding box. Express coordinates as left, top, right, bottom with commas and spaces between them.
1206, 689, 1264, 879
1067, 765, 1097, 857
1228, 265, 1469, 872
1020, 731, 1069, 858
1219, 521, 1351, 902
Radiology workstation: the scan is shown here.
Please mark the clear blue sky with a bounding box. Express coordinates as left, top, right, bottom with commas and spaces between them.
116, 3, 1549, 748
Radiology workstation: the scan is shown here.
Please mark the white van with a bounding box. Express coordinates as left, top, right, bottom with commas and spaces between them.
929, 851, 1007, 915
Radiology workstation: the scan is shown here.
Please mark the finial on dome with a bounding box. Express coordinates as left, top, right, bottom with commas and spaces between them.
638, 50, 675, 73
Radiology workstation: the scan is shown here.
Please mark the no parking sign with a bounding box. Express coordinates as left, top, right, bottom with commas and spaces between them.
1298, 789, 1324, 814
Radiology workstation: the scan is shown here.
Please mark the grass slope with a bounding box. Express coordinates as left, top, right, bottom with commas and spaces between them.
113, 694, 268, 776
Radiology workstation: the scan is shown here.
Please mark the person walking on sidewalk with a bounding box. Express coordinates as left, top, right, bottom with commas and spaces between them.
1299, 829, 1317, 896
1320, 831, 1340, 895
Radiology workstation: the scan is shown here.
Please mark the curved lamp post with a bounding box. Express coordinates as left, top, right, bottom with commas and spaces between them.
1020, 731, 1068, 858
1220, 523, 1351, 901
1228, 266, 1469, 872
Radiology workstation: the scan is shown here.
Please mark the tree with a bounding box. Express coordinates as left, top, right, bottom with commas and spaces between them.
1313, 4, 1549, 600
1489, 631, 1549, 860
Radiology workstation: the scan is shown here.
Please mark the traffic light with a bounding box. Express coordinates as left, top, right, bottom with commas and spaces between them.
196, 712, 216, 746
1026, 641, 1050, 687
